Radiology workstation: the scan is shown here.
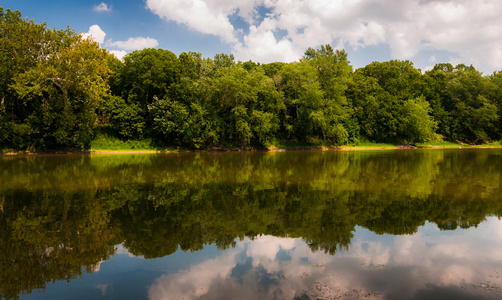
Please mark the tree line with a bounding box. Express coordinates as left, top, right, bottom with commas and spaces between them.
1, 7, 502, 151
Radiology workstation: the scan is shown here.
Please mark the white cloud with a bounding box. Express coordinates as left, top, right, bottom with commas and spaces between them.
146, 0, 237, 43
93, 2, 111, 12
82, 25, 158, 60
107, 37, 159, 51
232, 26, 300, 63
82, 25, 106, 45
108, 50, 128, 61
146, 0, 502, 71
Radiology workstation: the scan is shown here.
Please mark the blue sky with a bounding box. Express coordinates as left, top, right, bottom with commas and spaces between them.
2, 0, 502, 73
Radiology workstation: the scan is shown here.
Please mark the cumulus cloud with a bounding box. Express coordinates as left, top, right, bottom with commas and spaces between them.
93, 2, 111, 12
232, 26, 300, 63
107, 37, 159, 50
81, 25, 157, 60
146, 0, 502, 71
146, 0, 238, 43
108, 50, 128, 61
82, 25, 106, 44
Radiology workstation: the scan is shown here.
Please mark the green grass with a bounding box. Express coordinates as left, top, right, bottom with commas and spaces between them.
415, 139, 465, 148
90, 134, 159, 151
471, 141, 502, 148
88, 133, 502, 153
350, 141, 397, 148
264, 139, 339, 150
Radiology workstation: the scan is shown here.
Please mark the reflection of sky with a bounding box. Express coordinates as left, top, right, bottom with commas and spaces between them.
21, 218, 502, 300
148, 218, 502, 300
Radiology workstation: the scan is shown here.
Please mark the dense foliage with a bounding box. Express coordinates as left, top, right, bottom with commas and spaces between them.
2, 8, 502, 151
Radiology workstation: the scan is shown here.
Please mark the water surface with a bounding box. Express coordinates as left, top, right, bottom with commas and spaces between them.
1, 149, 501, 299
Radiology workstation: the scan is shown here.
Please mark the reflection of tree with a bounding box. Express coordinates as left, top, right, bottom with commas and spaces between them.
0, 190, 116, 300
2, 150, 502, 298
109, 179, 502, 258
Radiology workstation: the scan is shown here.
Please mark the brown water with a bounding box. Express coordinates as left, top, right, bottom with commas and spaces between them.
1, 149, 502, 299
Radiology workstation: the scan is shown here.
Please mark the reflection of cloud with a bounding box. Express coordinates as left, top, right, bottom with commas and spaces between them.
91, 260, 103, 272
94, 283, 111, 296
148, 236, 306, 300
115, 244, 144, 258
246, 235, 296, 271
440, 265, 474, 286
147, 218, 502, 300
343, 219, 502, 298
148, 245, 243, 299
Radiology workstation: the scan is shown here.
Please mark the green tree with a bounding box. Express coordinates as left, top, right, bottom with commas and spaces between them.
0, 8, 60, 148
278, 59, 350, 144
10, 29, 110, 150
118, 48, 180, 106
278, 62, 322, 140
350, 60, 427, 143
302, 45, 355, 143
424, 64, 500, 143
358, 60, 423, 100
205, 66, 282, 147
446, 65, 499, 143
346, 72, 387, 140
489, 71, 502, 136
99, 94, 146, 139
148, 96, 189, 144
261, 62, 285, 78
400, 97, 438, 144
422, 64, 455, 138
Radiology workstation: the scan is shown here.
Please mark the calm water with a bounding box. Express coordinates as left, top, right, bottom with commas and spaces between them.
1, 149, 502, 300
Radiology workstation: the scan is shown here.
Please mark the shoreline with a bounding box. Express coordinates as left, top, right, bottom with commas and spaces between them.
2, 144, 501, 156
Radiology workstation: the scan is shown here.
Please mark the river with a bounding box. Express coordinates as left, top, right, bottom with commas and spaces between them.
1, 149, 501, 299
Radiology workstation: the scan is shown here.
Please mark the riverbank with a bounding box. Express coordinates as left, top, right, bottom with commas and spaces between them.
2, 140, 502, 155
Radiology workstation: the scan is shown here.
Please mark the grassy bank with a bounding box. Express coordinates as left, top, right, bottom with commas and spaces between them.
90, 134, 159, 152
88, 136, 487, 153
3, 135, 502, 155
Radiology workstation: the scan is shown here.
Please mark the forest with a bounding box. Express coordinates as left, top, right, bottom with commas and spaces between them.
1, 7, 502, 151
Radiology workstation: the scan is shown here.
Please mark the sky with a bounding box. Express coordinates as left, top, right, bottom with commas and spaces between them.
2, 0, 502, 73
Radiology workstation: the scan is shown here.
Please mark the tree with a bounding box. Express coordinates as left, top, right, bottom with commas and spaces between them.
278, 62, 322, 140
358, 60, 423, 100
119, 48, 180, 106
425, 64, 500, 143
302, 45, 355, 143
303, 45, 352, 101
400, 97, 438, 144
99, 94, 146, 139
1, 8, 57, 148
242, 60, 258, 72
447, 65, 499, 143
422, 66, 454, 138
148, 96, 189, 144
489, 71, 502, 137
350, 60, 426, 143
9, 26, 110, 149
261, 62, 285, 78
